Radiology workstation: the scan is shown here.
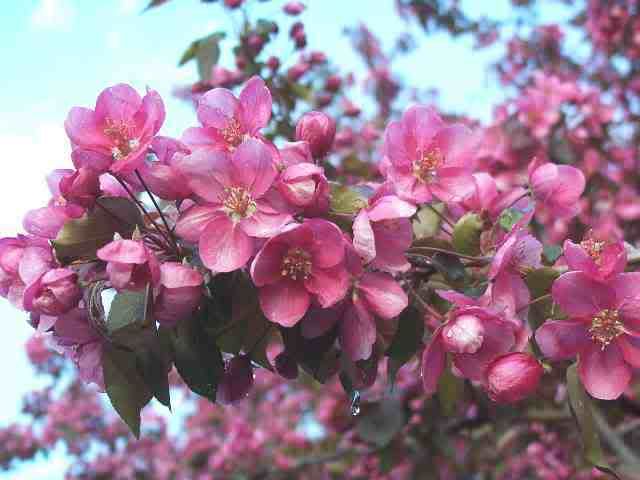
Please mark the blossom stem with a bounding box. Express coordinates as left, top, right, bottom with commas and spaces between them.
517, 294, 551, 314
504, 188, 531, 211
134, 170, 180, 253
407, 246, 491, 263
426, 203, 455, 229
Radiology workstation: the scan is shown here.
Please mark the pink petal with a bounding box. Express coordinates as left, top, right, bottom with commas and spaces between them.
199, 215, 254, 272
611, 272, 640, 323
432, 123, 477, 169
175, 206, 220, 243
340, 300, 376, 361
181, 126, 220, 150
64, 107, 109, 149
430, 168, 475, 202
403, 105, 443, 153
552, 272, 616, 317
535, 319, 591, 361
230, 139, 277, 197
259, 279, 310, 326
370, 217, 413, 273
421, 329, 445, 395
306, 219, 345, 268
240, 204, 291, 238
197, 88, 241, 129
352, 210, 376, 263
304, 264, 349, 308
23, 207, 70, 239
367, 195, 417, 222
250, 239, 289, 287
94, 84, 143, 123
239, 76, 272, 134
174, 149, 229, 203
383, 120, 412, 168
616, 335, 640, 369
136, 88, 165, 139
97, 239, 147, 264
358, 272, 408, 319
18, 247, 52, 285
579, 342, 632, 400
159, 262, 203, 288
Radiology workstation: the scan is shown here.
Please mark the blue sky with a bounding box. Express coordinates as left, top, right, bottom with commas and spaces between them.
0, 0, 572, 477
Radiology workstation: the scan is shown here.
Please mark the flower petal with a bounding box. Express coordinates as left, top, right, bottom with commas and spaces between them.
239, 76, 272, 134
535, 319, 591, 361
551, 271, 615, 317
340, 300, 376, 361
199, 215, 254, 272
259, 279, 310, 326
421, 329, 446, 395
579, 342, 632, 400
358, 272, 408, 319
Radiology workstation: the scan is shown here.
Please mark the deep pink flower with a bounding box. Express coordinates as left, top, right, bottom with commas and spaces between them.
563, 236, 626, 280
489, 220, 542, 280
138, 136, 192, 200
23, 268, 81, 316
53, 308, 105, 389
97, 239, 160, 291
536, 270, 640, 399
529, 160, 585, 220
277, 162, 329, 216
353, 191, 416, 273
153, 262, 203, 326
422, 306, 517, 394
283, 1, 305, 15
58, 168, 101, 208
65, 84, 165, 175
486, 352, 543, 404
182, 76, 272, 152
175, 139, 291, 272
295, 111, 336, 158
250, 219, 348, 326
217, 355, 254, 405
382, 105, 478, 204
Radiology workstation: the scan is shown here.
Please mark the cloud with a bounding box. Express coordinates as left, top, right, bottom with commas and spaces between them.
30, 0, 76, 31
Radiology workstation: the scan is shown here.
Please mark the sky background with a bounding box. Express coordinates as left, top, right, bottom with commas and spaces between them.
0, 0, 574, 477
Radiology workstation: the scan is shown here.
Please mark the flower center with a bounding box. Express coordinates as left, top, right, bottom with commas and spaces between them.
589, 309, 624, 350
413, 147, 444, 183
222, 187, 256, 222
281, 248, 312, 281
580, 238, 606, 265
104, 119, 139, 160
220, 119, 244, 148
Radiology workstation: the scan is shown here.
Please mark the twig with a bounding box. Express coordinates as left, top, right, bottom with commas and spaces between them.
592, 406, 640, 468
408, 246, 491, 263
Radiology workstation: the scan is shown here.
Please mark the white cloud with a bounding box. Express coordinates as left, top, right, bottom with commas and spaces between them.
30, 0, 76, 31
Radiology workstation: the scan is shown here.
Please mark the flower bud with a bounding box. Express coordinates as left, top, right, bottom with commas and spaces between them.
217, 355, 254, 405
295, 111, 336, 158
283, 1, 305, 15
442, 314, 484, 354
59, 168, 100, 208
23, 268, 82, 316
97, 239, 160, 291
223, 0, 243, 8
278, 163, 329, 215
486, 352, 543, 404
154, 262, 203, 326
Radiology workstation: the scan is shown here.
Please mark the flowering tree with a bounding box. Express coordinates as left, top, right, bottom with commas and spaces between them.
2, 0, 640, 478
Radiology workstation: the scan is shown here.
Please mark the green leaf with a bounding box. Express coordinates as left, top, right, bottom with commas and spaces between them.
197, 34, 221, 83
103, 343, 153, 438
52, 197, 143, 265
356, 397, 406, 447
280, 324, 339, 383
329, 184, 367, 215
543, 244, 563, 265
385, 305, 424, 385
525, 267, 560, 330
107, 289, 149, 334
566, 363, 616, 474
438, 357, 463, 416
163, 310, 224, 401
412, 204, 443, 239
498, 208, 524, 232
452, 212, 483, 256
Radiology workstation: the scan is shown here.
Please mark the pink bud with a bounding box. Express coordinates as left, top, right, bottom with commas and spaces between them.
223, 0, 243, 8
295, 111, 336, 158
153, 262, 203, 326
283, 1, 305, 15
23, 268, 82, 316
59, 168, 100, 208
217, 355, 254, 405
325, 75, 342, 92
441, 314, 484, 354
278, 163, 329, 215
266, 56, 280, 71
486, 352, 543, 404
287, 62, 310, 82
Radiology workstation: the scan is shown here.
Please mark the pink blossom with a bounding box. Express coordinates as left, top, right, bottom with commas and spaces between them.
277, 141, 313, 169
175, 139, 291, 273
65, 84, 165, 175
353, 188, 416, 273
536, 270, 640, 399
382, 105, 478, 204
486, 352, 543, 403
295, 111, 336, 158
277, 162, 329, 216
422, 306, 517, 394
283, 1, 305, 16
23, 268, 81, 316
97, 239, 160, 291
154, 262, 203, 326
250, 219, 348, 326
529, 160, 585, 220
138, 136, 192, 200
58, 168, 101, 208
563, 236, 626, 280
182, 76, 272, 152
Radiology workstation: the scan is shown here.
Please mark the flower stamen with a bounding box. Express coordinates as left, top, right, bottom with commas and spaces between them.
222, 187, 257, 222
281, 248, 312, 281
413, 147, 444, 183
221, 119, 244, 148
589, 309, 623, 350
580, 238, 606, 265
